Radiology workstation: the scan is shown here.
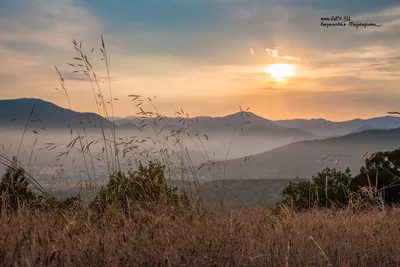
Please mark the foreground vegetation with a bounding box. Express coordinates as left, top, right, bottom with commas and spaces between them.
1, 148, 400, 266
1, 205, 400, 266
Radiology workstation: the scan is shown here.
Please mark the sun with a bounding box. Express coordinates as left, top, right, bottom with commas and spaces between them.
264, 63, 296, 82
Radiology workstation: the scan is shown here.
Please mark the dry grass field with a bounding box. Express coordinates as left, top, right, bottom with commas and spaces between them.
1, 205, 400, 266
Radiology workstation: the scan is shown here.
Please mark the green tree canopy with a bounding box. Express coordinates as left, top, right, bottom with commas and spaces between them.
282, 148, 400, 210
282, 167, 352, 210
350, 149, 400, 205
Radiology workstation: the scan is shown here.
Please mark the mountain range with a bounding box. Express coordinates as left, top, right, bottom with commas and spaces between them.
116, 110, 400, 138
275, 116, 400, 137
115, 111, 314, 137
0, 98, 113, 129
2, 98, 400, 178
0, 99, 315, 146
197, 127, 400, 180
2, 98, 400, 204
3, 98, 400, 138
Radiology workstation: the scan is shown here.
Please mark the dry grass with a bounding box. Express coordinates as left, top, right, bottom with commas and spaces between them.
1, 206, 400, 266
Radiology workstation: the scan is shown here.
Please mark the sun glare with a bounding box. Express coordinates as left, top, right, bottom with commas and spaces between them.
264, 63, 296, 82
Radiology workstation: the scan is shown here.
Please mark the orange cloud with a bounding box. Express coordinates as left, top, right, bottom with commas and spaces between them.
265, 48, 301, 62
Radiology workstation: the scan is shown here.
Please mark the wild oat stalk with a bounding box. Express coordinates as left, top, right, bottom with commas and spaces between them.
54, 65, 91, 187
16, 100, 40, 162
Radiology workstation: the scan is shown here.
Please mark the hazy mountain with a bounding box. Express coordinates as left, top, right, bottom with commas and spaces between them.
116, 114, 400, 138
113, 112, 316, 159
351, 125, 375, 133
362, 116, 400, 128
0, 98, 113, 129
118, 122, 140, 129
275, 116, 400, 137
197, 128, 400, 180
115, 111, 315, 139
238, 124, 313, 139
197, 178, 299, 206
203, 111, 285, 133
206, 123, 316, 159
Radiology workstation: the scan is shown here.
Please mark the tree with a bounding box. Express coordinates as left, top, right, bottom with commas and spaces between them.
350, 149, 400, 205
282, 167, 352, 210
281, 148, 400, 210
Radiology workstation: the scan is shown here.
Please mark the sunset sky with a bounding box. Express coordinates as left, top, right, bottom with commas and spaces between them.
0, 0, 399, 121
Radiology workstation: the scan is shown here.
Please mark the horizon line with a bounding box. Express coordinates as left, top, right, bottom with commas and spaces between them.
0, 97, 396, 123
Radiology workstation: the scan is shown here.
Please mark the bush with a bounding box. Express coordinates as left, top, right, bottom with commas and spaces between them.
0, 160, 38, 211
90, 161, 190, 214
282, 167, 352, 210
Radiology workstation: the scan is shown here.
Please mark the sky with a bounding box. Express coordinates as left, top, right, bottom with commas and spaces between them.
0, 0, 399, 121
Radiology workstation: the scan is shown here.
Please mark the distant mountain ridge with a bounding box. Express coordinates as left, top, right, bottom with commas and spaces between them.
3, 98, 400, 185
3, 98, 400, 140
275, 116, 400, 137
0, 98, 313, 138
197, 127, 400, 180
351, 125, 375, 133
0, 98, 113, 129
113, 111, 316, 157
115, 113, 400, 138
115, 111, 315, 137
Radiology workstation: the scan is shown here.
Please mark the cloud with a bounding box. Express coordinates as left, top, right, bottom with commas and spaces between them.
282, 55, 301, 61
62, 72, 88, 82
0, 0, 102, 96
0, 0, 101, 50
265, 48, 301, 62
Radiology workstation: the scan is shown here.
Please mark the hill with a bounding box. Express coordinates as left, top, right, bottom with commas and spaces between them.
238, 124, 313, 139
351, 125, 375, 133
0, 98, 114, 129
115, 111, 313, 135
275, 116, 400, 137
118, 122, 140, 130
112, 112, 316, 159
197, 178, 299, 206
197, 128, 400, 180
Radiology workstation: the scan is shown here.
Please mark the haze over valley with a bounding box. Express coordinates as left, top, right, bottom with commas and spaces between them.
1, 98, 400, 200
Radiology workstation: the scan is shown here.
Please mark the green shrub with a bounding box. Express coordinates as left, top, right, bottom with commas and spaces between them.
90, 161, 190, 214
282, 167, 352, 210
0, 160, 38, 211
